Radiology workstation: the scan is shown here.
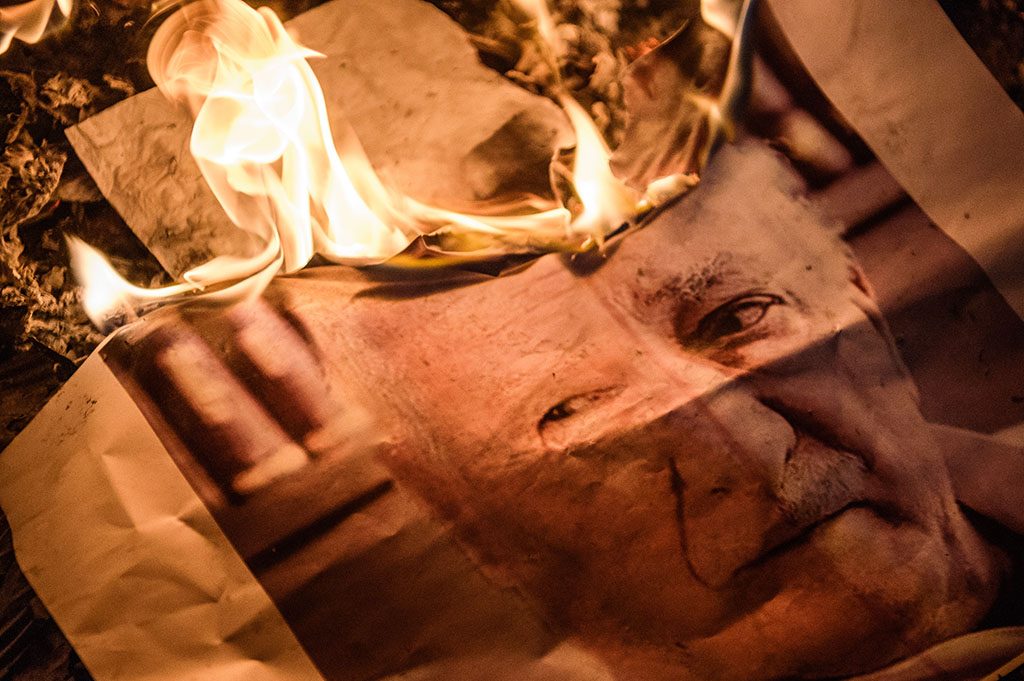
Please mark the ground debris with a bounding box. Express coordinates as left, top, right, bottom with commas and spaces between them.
429, 0, 697, 146
0, 22, 160, 669
0, 142, 65, 231
0, 134, 102, 362
0, 94, 96, 362
0, 1, 166, 368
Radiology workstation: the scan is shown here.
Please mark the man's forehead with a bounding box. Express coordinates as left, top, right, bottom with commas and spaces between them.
338, 142, 845, 340
597, 144, 852, 304
592, 208, 819, 312
323, 147, 852, 434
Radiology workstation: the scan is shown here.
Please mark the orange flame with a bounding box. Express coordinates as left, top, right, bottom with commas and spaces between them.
0, 0, 72, 54
73, 0, 640, 328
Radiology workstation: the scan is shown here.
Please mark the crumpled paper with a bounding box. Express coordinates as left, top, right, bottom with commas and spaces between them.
67, 0, 573, 277
4, 178, 1024, 680
0, 329, 620, 680
6, 1, 1024, 680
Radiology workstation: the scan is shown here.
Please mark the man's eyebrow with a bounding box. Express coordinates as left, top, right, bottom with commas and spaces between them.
632, 254, 730, 312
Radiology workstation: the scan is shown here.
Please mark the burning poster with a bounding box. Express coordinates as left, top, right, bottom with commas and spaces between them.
1, 0, 1023, 680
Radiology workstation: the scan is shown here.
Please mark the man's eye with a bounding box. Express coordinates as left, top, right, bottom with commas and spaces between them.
538, 387, 621, 435
692, 294, 783, 343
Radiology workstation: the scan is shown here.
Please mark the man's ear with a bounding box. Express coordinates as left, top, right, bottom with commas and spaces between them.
934, 423, 1024, 537
847, 260, 875, 300
846, 258, 923, 407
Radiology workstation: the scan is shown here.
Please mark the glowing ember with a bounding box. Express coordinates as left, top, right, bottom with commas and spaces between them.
73, 0, 642, 328
0, 0, 71, 54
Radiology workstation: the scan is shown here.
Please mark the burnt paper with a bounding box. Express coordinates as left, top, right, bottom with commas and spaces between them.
65, 0, 572, 276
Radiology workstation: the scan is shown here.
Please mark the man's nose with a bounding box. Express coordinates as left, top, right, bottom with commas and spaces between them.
635, 362, 800, 587
624, 356, 795, 482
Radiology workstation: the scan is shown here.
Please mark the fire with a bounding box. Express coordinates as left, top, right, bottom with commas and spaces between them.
73, 0, 642, 328
1, 0, 72, 54
148, 0, 411, 269
510, 0, 561, 54
508, 0, 635, 239
560, 96, 635, 241
67, 234, 280, 330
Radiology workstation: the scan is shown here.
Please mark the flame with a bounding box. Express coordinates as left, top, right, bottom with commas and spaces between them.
560, 95, 635, 242
0, 0, 72, 54
67, 235, 279, 330
509, 0, 636, 242
510, 0, 561, 54
73, 0, 640, 328
149, 0, 411, 270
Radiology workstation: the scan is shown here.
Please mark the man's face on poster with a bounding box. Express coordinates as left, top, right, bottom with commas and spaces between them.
124, 142, 1006, 680
298, 143, 1002, 680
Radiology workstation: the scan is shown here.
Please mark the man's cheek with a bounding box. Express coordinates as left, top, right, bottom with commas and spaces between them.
829, 321, 932, 455
521, 460, 741, 639
822, 320, 960, 520
833, 318, 915, 393
759, 304, 917, 426
490, 456, 667, 549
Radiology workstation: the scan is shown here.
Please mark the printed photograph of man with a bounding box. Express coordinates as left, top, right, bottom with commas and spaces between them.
102, 140, 1024, 681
